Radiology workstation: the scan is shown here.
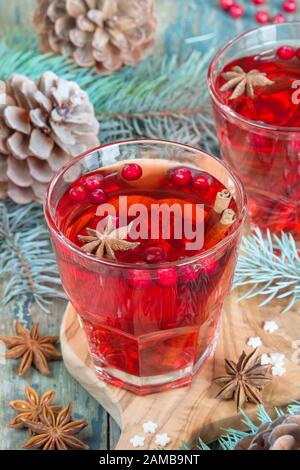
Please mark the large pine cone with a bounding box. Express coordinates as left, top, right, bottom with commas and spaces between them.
33, 0, 157, 72
0, 72, 99, 204
235, 414, 300, 450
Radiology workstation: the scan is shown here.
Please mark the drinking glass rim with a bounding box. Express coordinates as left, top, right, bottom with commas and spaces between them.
208, 21, 300, 133
44, 138, 247, 270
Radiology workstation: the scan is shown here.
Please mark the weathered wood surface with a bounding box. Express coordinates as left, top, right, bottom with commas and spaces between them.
0, 291, 121, 450
61, 290, 300, 450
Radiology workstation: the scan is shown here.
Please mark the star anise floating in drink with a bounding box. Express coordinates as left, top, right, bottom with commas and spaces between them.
9, 384, 61, 431
22, 404, 89, 450
220, 66, 274, 100
0, 320, 61, 376
214, 349, 272, 410
79, 215, 139, 260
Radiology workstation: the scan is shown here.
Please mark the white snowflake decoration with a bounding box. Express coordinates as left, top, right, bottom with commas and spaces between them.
263, 320, 279, 333
270, 352, 285, 365
247, 336, 262, 348
143, 421, 158, 434
261, 352, 286, 376
130, 435, 145, 448
154, 433, 171, 448
271, 365, 286, 377
261, 353, 272, 366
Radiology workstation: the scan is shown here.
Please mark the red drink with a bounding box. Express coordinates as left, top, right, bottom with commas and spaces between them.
45, 141, 246, 394
209, 23, 300, 238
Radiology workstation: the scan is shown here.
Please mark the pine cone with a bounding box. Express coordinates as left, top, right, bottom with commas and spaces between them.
0, 72, 99, 204
33, 0, 157, 73
235, 414, 300, 450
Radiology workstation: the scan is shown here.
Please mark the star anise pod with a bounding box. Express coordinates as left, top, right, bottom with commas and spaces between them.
79, 215, 140, 260
9, 384, 61, 431
0, 321, 61, 376
214, 349, 272, 410
22, 404, 89, 450
220, 66, 274, 100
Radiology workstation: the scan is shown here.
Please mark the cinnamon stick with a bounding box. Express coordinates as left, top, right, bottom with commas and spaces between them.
204, 208, 237, 249
214, 189, 232, 214
206, 189, 233, 231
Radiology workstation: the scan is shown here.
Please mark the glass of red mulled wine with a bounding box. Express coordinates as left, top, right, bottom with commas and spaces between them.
44, 140, 246, 395
208, 22, 300, 239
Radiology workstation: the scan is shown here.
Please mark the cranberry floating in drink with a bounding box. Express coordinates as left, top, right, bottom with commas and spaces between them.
45, 140, 246, 395
208, 23, 300, 239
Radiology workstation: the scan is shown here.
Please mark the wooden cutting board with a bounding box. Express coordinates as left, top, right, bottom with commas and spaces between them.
60, 290, 300, 450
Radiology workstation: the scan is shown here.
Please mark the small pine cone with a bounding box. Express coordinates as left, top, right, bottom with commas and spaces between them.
235, 414, 300, 450
0, 72, 99, 204
33, 0, 157, 73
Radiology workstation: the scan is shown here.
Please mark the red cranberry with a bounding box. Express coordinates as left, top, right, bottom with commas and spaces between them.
202, 261, 219, 276
82, 174, 104, 191
277, 45, 295, 60
89, 189, 108, 204
69, 185, 88, 203
252, 0, 265, 4
228, 3, 244, 19
296, 48, 300, 59
255, 10, 270, 24
219, 0, 234, 10
170, 167, 192, 187
144, 246, 166, 264
282, 0, 297, 13
121, 163, 143, 181
157, 268, 177, 287
192, 173, 211, 192
128, 269, 151, 288
273, 13, 287, 23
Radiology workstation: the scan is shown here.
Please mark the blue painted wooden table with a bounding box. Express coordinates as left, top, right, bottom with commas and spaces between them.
0, 295, 121, 450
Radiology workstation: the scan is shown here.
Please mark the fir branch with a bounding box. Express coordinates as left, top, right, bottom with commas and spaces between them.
198, 403, 300, 451
0, 201, 65, 312
0, 36, 218, 147
0, 38, 211, 113
233, 228, 300, 313
89, 51, 212, 114
96, 107, 212, 119
217, 407, 274, 451
100, 114, 218, 151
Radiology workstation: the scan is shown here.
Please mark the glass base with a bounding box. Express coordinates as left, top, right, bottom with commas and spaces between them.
92, 336, 218, 395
